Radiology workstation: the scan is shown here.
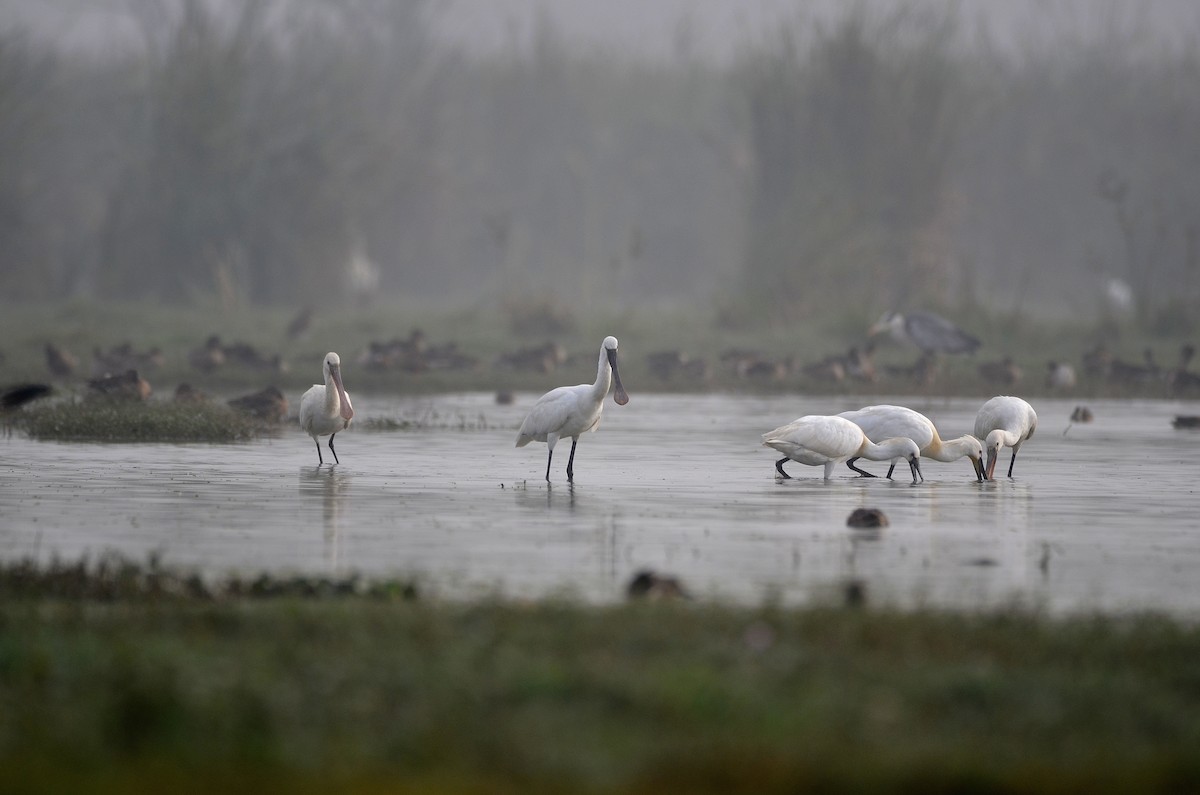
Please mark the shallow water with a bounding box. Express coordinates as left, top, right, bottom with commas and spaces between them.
3, 393, 1199, 614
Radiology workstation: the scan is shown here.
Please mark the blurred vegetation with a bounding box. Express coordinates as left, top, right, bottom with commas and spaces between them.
0, 298, 1198, 404
12, 399, 272, 442
0, 1, 1198, 328
736, 7, 966, 321
2, 556, 1200, 792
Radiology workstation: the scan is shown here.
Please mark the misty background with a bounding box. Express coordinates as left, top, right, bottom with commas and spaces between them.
2, 0, 1199, 330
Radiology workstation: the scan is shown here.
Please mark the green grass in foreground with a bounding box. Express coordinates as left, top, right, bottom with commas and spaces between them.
2, 559, 1200, 793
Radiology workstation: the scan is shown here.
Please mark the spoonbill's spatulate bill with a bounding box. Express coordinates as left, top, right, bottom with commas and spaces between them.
761, 415, 923, 483
974, 395, 1037, 479
870, 311, 981, 355
299, 352, 354, 465
838, 404, 985, 481
516, 336, 629, 482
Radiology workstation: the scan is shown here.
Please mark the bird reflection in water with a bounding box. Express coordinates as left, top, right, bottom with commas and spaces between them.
299, 467, 351, 574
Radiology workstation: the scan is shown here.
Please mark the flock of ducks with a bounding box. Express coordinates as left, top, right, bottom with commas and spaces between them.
299, 335, 1038, 486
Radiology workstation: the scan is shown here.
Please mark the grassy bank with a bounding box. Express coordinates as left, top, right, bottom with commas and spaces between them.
2, 559, 1200, 793
9, 400, 276, 443
1, 299, 1197, 401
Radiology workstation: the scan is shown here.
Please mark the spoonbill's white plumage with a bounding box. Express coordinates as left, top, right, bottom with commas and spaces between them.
973, 395, 1037, 479
869, 311, 981, 355
299, 352, 354, 465
761, 415, 923, 483
516, 335, 629, 482
838, 404, 985, 481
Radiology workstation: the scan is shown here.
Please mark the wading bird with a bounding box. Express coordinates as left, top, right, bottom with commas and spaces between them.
869, 311, 981, 355
516, 335, 629, 482
299, 352, 354, 465
974, 395, 1037, 479
761, 415, 923, 482
838, 404, 985, 481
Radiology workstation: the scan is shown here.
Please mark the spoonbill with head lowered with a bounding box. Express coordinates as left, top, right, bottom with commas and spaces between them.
838, 404, 985, 481
516, 336, 629, 482
299, 352, 355, 465
762, 415, 923, 482
974, 395, 1037, 479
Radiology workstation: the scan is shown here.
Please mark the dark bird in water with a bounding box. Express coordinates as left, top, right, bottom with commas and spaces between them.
1172, 415, 1200, 430
847, 508, 889, 529
1046, 361, 1077, 390
228, 386, 289, 423
978, 355, 1022, 386
188, 335, 225, 373
1, 383, 52, 411
870, 311, 981, 355
626, 570, 690, 601
87, 369, 151, 401
173, 383, 209, 404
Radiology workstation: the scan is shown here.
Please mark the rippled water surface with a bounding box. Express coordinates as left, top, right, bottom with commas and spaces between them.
3, 393, 1199, 614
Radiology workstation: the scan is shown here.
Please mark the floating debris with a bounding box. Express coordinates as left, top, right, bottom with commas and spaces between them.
626, 570, 690, 601
847, 508, 889, 529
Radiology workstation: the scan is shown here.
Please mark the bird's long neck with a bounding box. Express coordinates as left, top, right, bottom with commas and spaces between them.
860, 437, 910, 462
592, 347, 612, 400
324, 367, 342, 414
924, 432, 960, 462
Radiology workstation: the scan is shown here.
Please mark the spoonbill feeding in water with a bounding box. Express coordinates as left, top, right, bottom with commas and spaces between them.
973, 395, 1037, 479
761, 415, 923, 482
299, 352, 354, 465
869, 311, 981, 355
516, 335, 629, 482
838, 404, 985, 481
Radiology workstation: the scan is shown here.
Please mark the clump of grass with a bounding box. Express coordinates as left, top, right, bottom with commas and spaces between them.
13, 400, 275, 443
0, 553, 418, 602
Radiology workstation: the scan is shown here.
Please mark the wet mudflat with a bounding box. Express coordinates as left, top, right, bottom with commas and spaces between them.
2, 393, 1198, 614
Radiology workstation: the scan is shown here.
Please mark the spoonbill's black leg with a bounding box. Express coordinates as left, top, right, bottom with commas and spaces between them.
545, 449, 554, 482
566, 439, 578, 482
1008, 449, 1018, 478
313, 438, 324, 465
846, 457, 878, 478
775, 457, 792, 479
328, 433, 341, 464
885, 463, 897, 480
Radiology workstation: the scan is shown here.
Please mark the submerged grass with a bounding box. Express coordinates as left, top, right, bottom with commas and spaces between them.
2, 558, 1200, 793
10, 400, 275, 443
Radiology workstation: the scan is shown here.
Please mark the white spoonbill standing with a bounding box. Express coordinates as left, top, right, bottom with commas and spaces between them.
299, 352, 355, 465
974, 395, 1037, 479
516, 335, 629, 482
838, 404, 985, 481
761, 415, 923, 482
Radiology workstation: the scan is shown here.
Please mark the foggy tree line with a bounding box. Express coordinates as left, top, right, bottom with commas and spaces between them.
0, 0, 1198, 328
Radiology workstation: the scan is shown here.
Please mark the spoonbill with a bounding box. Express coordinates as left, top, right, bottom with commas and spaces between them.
299, 352, 355, 465
838, 404, 985, 481
870, 311, 981, 355
973, 396, 1037, 479
761, 415, 923, 482
516, 335, 629, 482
